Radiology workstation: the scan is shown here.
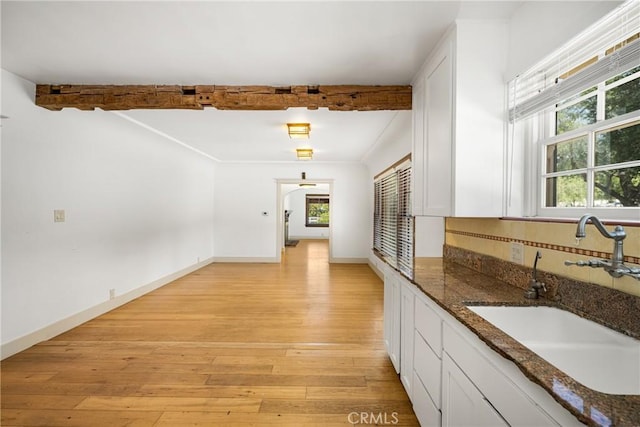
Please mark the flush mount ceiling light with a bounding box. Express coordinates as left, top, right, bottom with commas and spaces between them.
296, 148, 313, 160
287, 123, 311, 139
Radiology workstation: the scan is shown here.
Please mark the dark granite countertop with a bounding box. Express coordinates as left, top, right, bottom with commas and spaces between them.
409, 257, 640, 427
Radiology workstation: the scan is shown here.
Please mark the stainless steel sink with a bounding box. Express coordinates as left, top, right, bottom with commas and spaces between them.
467, 305, 640, 395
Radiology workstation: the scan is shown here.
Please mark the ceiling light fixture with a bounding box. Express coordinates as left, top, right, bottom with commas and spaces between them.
287, 123, 311, 139
296, 148, 313, 160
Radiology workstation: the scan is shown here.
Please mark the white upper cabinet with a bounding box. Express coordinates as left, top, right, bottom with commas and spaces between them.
412, 20, 508, 217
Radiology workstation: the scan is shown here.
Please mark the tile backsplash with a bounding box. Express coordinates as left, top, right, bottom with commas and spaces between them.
445, 217, 640, 297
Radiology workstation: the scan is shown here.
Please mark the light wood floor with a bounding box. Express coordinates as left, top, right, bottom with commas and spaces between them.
1, 240, 419, 426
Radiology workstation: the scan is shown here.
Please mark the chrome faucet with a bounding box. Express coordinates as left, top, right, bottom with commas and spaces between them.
524, 251, 547, 299
565, 214, 640, 280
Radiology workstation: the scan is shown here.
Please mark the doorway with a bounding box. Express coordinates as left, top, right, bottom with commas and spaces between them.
276, 179, 333, 263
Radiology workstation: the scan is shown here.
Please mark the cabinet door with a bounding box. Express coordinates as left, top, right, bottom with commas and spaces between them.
411, 74, 426, 216
443, 323, 562, 426
400, 281, 415, 396
384, 273, 401, 373
424, 39, 453, 217
383, 274, 392, 356
442, 353, 509, 427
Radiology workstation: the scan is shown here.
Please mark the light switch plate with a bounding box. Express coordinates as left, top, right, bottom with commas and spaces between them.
510, 241, 524, 264
53, 209, 65, 223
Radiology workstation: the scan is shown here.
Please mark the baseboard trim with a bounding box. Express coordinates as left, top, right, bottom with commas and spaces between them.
1, 257, 214, 360
329, 257, 368, 264
212, 256, 363, 264
289, 236, 329, 240
368, 260, 385, 280
211, 257, 279, 263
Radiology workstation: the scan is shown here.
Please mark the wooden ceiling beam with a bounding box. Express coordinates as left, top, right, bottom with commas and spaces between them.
35, 84, 412, 111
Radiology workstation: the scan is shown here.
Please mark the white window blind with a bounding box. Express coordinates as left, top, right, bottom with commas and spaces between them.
509, 0, 640, 122
373, 159, 413, 278
396, 164, 413, 277
373, 179, 382, 251
377, 171, 398, 263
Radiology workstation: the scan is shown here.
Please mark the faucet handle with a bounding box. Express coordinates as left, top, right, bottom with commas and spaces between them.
565, 259, 606, 268
619, 268, 640, 281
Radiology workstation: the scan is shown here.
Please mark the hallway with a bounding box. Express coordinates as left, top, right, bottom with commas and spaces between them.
1, 240, 419, 426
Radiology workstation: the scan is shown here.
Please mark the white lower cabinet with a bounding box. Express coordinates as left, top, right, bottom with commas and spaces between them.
383, 269, 401, 374
413, 371, 442, 426
411, 287, 443, 424
414, 293, 442, 357
442, 352, 509, 427
442, 322, 581, 427
400, 281, 416, 395
382, 268, 582, 427
414, 330, 441, 408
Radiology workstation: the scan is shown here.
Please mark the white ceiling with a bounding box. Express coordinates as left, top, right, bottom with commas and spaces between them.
1, 1, 522, 162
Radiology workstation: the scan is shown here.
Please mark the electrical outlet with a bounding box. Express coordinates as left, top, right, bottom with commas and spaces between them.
53, 209, 65, 223
510, 242, 524, 264
109, 288, 115, 300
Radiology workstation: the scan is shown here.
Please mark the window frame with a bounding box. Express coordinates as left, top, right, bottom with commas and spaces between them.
536, 111, 640, 219
305, 194, 330, 228
511, 37, 640, 220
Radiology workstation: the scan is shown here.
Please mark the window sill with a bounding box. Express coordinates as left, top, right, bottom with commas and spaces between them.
501, 216, 640, 227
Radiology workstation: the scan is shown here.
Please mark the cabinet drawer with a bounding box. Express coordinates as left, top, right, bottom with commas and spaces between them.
442, 352, 509, 427
413, 371, 441, 427
414, 330, 441, 409
443, 322, 559, 426
415, 295, 442, 357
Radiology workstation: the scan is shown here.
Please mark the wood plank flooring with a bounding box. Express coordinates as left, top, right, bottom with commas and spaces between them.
1, 240, 419, 426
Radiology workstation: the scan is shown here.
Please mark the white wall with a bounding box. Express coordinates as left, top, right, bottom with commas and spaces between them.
362, 111, 412, 179
285, 187, 330, 240
213, 162, 369, 261
1, 69, 215, 356
506, 1, 622, 80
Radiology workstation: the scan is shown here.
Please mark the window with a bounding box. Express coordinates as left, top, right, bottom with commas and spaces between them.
507, 0, 640, 219
543, 119, 640, 209
305, 194, 329, 227
373, 157, 413, 278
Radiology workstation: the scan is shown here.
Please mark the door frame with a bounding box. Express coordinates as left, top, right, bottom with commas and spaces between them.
276, 178, 334, 263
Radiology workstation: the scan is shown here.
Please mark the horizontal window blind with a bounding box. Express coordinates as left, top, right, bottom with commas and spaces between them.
379, 171, 398, 264
509, 0, 639, 122
396, 163, 413, 278
373, 158, 413, 278
373, 179, 382, 251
